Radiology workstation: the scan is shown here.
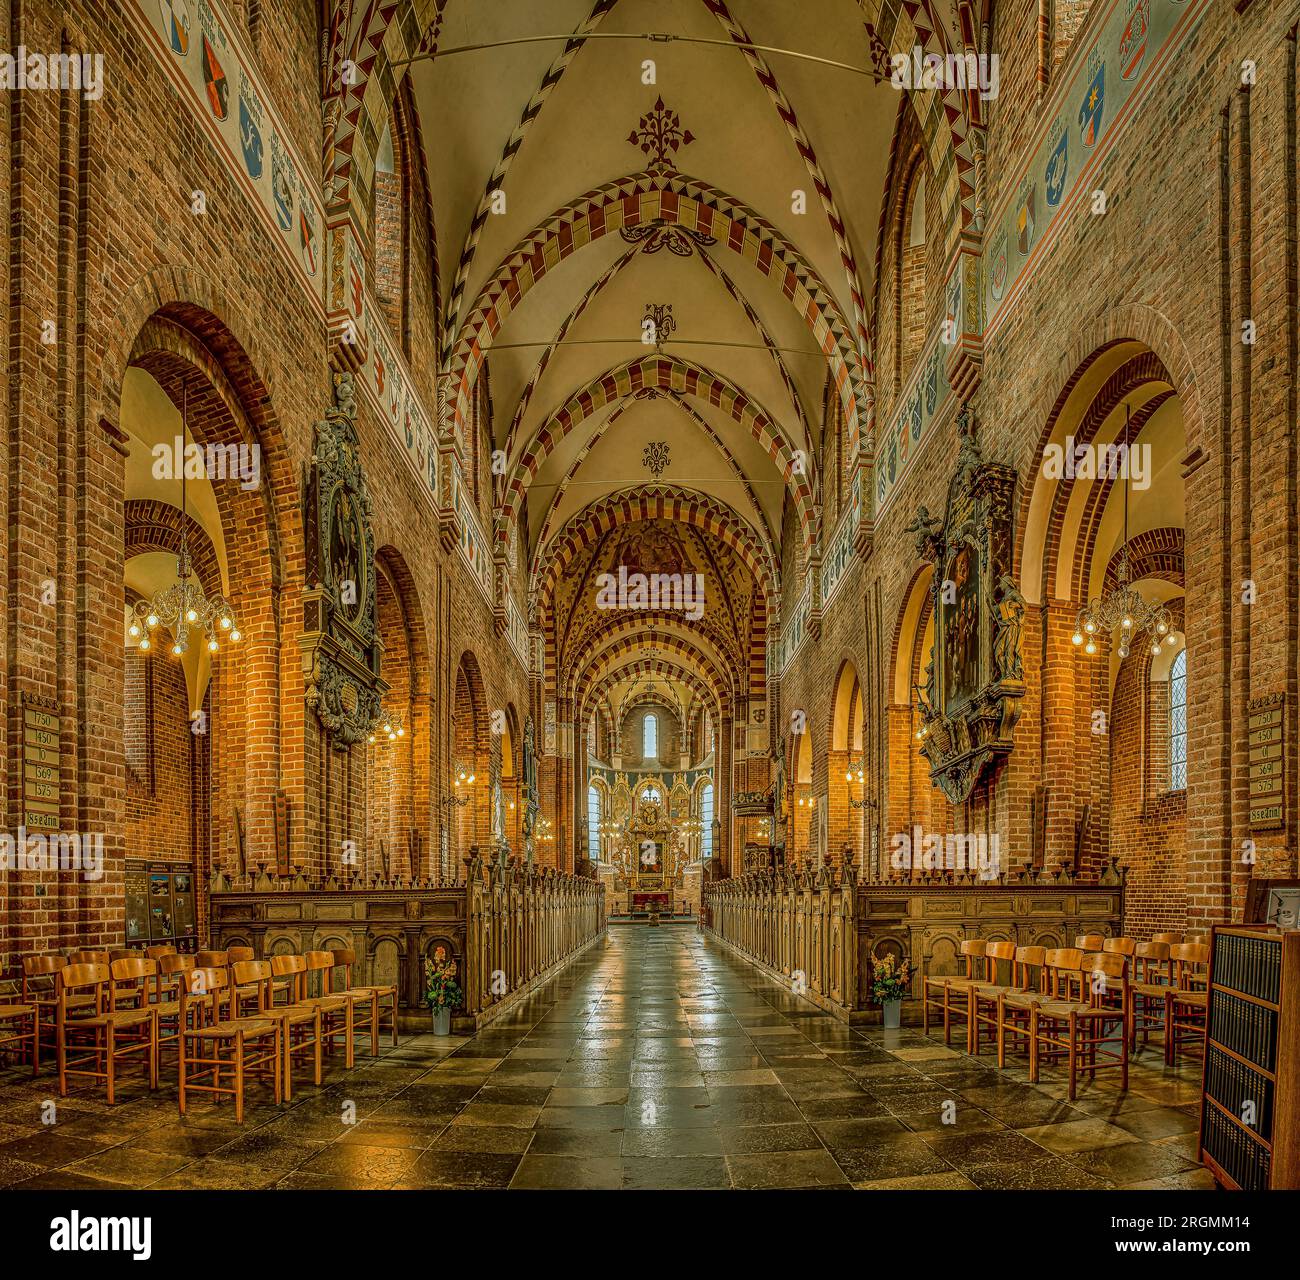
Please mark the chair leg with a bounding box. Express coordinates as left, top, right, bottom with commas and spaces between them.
942, 985, 951, 1046
106, 1025, 116, 1106
282, 1022, 292, 1104
178, 1036, 187, 1116
1067, 1012, 1078, 1102
313, 1013, 322, 1086
996, 995, 1006, 1068
1028, 1009, 1039, 1083
234, 1031, 245, 1125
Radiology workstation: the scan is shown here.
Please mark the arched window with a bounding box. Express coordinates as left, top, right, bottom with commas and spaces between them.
643, 712, 658, 760
701, 782, 714, 858
587, 785, 601, 859
1168, 649, 1187, 791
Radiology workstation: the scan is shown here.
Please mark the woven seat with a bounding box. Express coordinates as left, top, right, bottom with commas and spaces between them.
184, 1016, 278, 1039
0, 1001, 36, 1020
1030, 951, 1129, 1099
0, 999, 38, 1074
57, 961, 158, 1103
261, 957, 325, 1100
330, 950, 399, 1053
77, 1007, 155, 1029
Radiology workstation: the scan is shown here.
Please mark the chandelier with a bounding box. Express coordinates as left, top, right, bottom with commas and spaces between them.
1071, 404, 1176, 661
128, 382, 242, 659
366, 706, 406, 745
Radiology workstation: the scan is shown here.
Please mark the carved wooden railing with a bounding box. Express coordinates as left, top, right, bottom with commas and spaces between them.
703, 858, 1126, 1023
209, 851, 605, 1030
702, 861, 860, 1019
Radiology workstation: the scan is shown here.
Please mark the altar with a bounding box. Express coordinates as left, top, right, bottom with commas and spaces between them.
607, 798, 689, 916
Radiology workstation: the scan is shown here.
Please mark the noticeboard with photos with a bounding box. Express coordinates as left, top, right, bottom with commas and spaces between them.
125, 860, 198, 952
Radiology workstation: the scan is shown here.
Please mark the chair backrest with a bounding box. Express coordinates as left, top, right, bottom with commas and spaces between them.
195, 950, 229, 968
110, 956, 158, 1007
983, 940, 1017, 982
21, 954, 66, 998
227, 946, 255, 964
109, 948, 134, 962
1152, 932, 1182, 945
70, 950, 110, 965
330, 948, 360, 992
57, 963, 110, 1018
145, 945, 177, 960
1043, 948, 1084, 999
158, 953, 195, 977
1185, 933, 1210, 946
232, 960, 273, 1009
1081, 950, 1128, 1004
1012, 945, 1046, 991
1171, 942, 1210, 986
1102, 936, 1137, 957
1134, 939, 1171, 983
271, 954, 307, 1002
959, 938, 987, 979
1074, 934, 1104, 952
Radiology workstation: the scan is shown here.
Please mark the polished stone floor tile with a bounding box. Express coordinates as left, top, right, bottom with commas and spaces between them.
0, 923, 1216, 1192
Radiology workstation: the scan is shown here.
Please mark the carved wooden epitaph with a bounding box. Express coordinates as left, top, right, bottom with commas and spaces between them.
301, 373, 388, 749
909, 406, 1024, 803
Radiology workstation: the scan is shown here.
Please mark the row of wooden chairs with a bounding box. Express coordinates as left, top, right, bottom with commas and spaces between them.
2, 946, 399, 1123
922, 937, 1210, 1098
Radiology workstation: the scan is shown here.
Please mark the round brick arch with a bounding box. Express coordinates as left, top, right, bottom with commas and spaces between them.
578, 657, 724, 726
573, 638, 734, 717
501, 354, 818, 553
564, 613, 740, 701
534, 484, 777, 612
453, 173, 866, 457
124, 499, 224, 599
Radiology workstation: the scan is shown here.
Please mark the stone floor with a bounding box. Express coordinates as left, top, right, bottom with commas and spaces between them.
0, 925, 1215, 1190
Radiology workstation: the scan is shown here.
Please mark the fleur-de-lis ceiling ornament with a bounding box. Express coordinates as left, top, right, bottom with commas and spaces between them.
628, 96, 695, 172
643, 441, 671, 478
643, 302, 675, 348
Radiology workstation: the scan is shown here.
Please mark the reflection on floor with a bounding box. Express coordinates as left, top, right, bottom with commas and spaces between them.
0, 925, 1214, 1190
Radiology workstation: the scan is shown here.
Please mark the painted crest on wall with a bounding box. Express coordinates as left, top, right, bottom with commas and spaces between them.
301, 373, 387, 750
907, 406, 1024, 804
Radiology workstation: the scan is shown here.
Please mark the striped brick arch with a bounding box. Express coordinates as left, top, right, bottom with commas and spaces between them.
500, 355, 818, 553
124, 500, 223, 600
535, 486, 777, 611
562, 612, 742, 695
573, 640, 734, 714
578, 658, 725, 725
1103, 529, 1186, 593
452, 173, 867, 456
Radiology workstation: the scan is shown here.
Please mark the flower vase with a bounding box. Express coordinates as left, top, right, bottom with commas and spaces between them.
882, 998, 902, 1029
431, 1006, 451, 1036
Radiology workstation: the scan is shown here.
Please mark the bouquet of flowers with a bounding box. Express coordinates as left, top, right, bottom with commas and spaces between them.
424, 946, 463, 1010
870, 951, 916, 1003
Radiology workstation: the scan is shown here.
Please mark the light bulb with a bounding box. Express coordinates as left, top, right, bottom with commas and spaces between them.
1151, 642, 1160, 655
1156, 621, 1168, 635
1121, 616, 1132, 629
468, 774, 476, 784
382, 723, 392, 735
368, 734, 376, 744
1071, 632, 1083, 646
1118, 644, 1129, 659
128, 622, 141, 639
388, 732, 396, 741
1084, 621, 1095, 634
146, 613, 159, 629
230, 629, 242, 642
397, 728, 405, 738
172, 642, 185, 657
139, 637, 151, 652
207, 638, 219, 653
220, 616, 232, 630
845, 770, 853, 782
1084, 641, 1097, 655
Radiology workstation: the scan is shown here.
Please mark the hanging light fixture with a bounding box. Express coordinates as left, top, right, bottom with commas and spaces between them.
129, 380, 242, 660
366, 704, 406, 745
1071, 403, 1176, 661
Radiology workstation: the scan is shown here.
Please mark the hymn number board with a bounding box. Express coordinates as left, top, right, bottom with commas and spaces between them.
22, 692, 61, 832
1248, 694, 1285, 831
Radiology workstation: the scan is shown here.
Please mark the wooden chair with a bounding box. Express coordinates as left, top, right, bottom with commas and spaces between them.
145, 945, 177, 962
1074, 934, 1105, 953
1103, 937, 1137, 958
194, 950, 229, 968
1031, 951, 1128, 1100
177, 968, 280, 1123
1164, 943, 1211, 1067
233, 960, 322, 1102
69, 950, 111, 966
1152, 932, 1182, 946
331, 949, 399, 1052
0, 995, 39, 1073
227, 947, 255, 963
922, 939, 987, 1050
300, 951, 359, 1067
23, 955, 84, 1058
1127, 940, 1172, 1052
969, 941, 1019, 1056
56, 963, 157, 1103
997, 945, 1047, 1068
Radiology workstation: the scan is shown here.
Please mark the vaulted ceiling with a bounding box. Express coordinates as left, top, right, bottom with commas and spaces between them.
353, 0, 974, 722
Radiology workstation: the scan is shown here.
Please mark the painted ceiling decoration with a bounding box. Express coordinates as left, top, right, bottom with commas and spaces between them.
313, 0, 991, 754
